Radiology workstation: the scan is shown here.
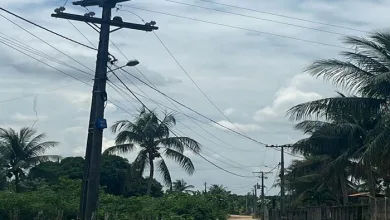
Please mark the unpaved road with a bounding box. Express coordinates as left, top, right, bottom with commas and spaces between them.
228, 215, 258, 219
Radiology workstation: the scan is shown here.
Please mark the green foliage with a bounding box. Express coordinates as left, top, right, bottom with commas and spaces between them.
106, 109, 201, 195
286, 31, 390, 207
0, 178, 228, 220
0, 127, 59, 192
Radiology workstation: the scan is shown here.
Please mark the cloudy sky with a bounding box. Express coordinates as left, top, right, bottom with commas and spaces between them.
0, 0, 388, 195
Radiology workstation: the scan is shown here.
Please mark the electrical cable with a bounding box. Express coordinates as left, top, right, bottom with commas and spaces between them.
0, 36, 136, 119
117, 7, 350, 50
119, 68, 268, 146
0, 34, 93, 76
110, 70, 259, 170
165, 0, 346, 36
146, 25, 248, 136
0, 7, 97, 51
194, 0, 370, 34
0, 13, 95, 75
110, 11, 262, 153
0, 40, 92, 84
109, 70, 258, 177
111, 68, 256, 171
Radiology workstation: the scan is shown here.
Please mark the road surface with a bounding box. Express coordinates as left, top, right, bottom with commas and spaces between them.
228, 215, 258, 219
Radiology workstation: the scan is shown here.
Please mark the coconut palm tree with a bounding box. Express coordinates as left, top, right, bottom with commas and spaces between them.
104, 109, 201, 196
0, 127, 59, 192
172, 179, 194, 193
287, 31, 390, 197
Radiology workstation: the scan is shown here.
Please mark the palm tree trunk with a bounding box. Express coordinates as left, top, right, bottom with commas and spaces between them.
367, 168, 376, 197
339, 171, 348, 205
146, 157, 154, 196
14, 172, 20, 193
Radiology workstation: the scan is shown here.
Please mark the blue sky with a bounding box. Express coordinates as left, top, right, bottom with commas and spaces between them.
1, 0, 389, 195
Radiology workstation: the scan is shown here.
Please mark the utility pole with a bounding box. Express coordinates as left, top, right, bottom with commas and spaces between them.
253, 171, 271, 220
266, 144, 292, 220
51, 1, 157, 219
204, 182, 207, 194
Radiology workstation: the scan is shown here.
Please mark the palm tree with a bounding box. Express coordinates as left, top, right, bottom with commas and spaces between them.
104, 109, 201, 196
172, 179, 194, 193
0, 127, 59, 192
287, 31, 390, 197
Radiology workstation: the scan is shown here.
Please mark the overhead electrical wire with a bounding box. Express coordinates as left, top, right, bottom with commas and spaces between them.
194, 0, 370, 34
0, 7, 97, 51
110, 11, 271, 157
0, 13, 95, 75
110, 69, 256, 177
117, 7, 350, 50
165, 0, 346, 36
0, 33, 93, 76
110, 67, 255, 172
119, 68, 268, 145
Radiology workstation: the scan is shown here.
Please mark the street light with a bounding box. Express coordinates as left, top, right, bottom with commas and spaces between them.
107, 59, 139, 73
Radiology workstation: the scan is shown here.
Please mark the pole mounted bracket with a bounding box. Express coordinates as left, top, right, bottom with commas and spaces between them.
96, 118, 107, 129
73, 0, 130, 8
51, 12, 158, 32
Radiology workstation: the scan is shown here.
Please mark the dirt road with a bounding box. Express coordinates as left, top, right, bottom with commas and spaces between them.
228, 215, 257, 219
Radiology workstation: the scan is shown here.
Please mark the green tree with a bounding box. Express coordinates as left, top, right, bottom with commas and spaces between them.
0, 127, 58, 192
287, 31, 390, 197
172, 179, 194, 193
105, 109, 201, 195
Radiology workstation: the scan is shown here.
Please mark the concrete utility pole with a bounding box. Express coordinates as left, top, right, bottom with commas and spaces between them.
204, 182, 207, 193
253, 171, 271, 220
266, 144, 292, 220
51, 1, 157, 219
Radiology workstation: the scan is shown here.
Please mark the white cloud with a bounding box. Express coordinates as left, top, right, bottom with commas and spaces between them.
214, 120, 262, 132
11, 113, 48, 122
253, 74, 322, 122
1, 0, 388, 195
223, 108, 236, 116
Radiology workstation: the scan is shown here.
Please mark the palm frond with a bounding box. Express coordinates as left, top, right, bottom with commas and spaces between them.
164, 148, 195, 175
25, 141, 59, 158
155, 112, 177, 139
114, 130, 144, 146
294, 120, 330, 134
132, 149, 149, 175
103, 143, 135, 155
160, 137, 201, 154
344, 35, 390, 66
156, 158, 172, 187
287, 96, 385, 121
19, 127, 37, 144
305, 59, 373, 92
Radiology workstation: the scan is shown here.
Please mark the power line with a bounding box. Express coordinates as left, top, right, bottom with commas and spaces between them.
0, 33, 93, 76
147, 23, 248, 136
0, 40, 92, 84
0, 13, 95, 75
109, 70, 257, 177
0, 7, 97, 51
0, 35, 136, 120
111, 68, 255, 171
165, 0, 346, 36
120, 68, 268, 146
117, 7, 350, 50
194, 0, 370, 34
110, 11, 263, 153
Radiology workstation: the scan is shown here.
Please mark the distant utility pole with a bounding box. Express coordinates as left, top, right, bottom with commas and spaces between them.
253, 171, 271, 220
51, 1, 157, 219
266, 144, 292, 220
204, 182, 207, 193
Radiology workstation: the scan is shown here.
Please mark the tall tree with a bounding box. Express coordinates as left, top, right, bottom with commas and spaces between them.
287, 31, 390, 197
105, 109, 201, 195
172, 179, 194, 193
0, 127, 58, 192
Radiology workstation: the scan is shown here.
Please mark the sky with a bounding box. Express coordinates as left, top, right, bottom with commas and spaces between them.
0, 0, 389, 195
